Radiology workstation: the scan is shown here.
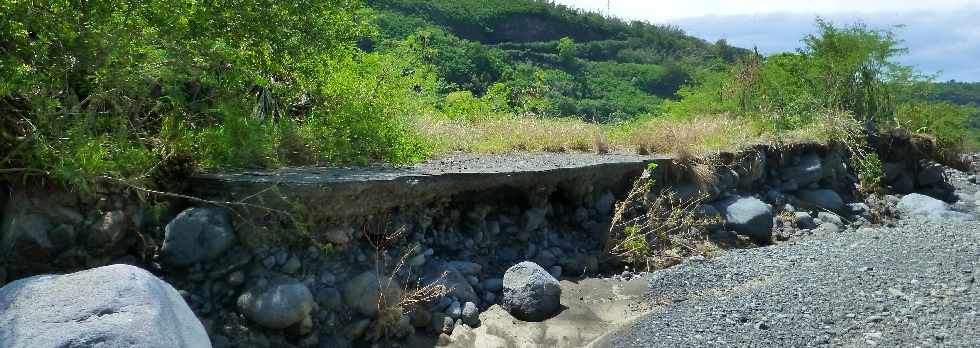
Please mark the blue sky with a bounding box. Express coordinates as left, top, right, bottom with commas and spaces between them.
555, 0, 980, 81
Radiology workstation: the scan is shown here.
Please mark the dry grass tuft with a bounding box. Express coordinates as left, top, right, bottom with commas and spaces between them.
619, 115, 758, 157
362, 220, 451, 341
416, 115, 599, 155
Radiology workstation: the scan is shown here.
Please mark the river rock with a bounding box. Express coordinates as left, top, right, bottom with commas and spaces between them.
897, 193, 975, 222
342, 271, 403, 317
482, 278, 504, 292
793, 212, 817, 229
715, 196, 773, 244
422, 261, 480, 304
461, 301, 480, 327
448, 261, 482, 275
501, 261, 562, 322
237, 274, 315, 330
0, 264, 210, 348
87, 210, 129, 249
160, 207, 235, 268
917, 160, 945, 187
781, 154, 824, 187
797, 190, 845, 212
1, 213, 56, 272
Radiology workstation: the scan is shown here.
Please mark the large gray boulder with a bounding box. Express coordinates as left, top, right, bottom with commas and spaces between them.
160, 207, 235, 268
715, 196, 774, 244
796, 190, 845, 212
237, 273, 315, 329
0, 264, 210, 348
781, 154, 824, 188
501, 261, 562, 322
897, 194, 975, 222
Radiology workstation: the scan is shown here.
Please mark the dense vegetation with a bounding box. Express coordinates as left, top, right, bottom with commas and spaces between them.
368, 0, 747, 121
0, 0, 973, 192
1, 0, 437, 189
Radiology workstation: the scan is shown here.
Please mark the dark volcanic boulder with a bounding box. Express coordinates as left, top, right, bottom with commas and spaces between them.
0, 264, 210, 348
715, 196, 774, 244
796, 190, 845, 212
160, 207, 235, 268
501, 261, 562, 322
781, 154, 824, 187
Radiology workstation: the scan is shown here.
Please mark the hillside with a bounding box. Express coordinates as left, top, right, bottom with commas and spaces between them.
367, 0, 748, 121
928, 81, 980, 106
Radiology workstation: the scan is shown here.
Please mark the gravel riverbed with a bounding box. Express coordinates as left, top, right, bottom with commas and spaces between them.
594, 217, 980, 347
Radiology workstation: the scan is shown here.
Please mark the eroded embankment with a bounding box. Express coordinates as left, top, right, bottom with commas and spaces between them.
0, 142, 956, 347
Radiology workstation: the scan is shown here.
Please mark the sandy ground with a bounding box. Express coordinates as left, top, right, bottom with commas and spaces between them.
435, 276, 653, 348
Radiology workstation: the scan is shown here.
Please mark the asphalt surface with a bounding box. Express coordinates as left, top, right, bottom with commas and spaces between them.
198, 152, 666, 184
594, 215, 980, 347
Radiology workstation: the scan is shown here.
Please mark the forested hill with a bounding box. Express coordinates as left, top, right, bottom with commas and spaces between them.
928, 81, 980, 106
367, 0, 749, 121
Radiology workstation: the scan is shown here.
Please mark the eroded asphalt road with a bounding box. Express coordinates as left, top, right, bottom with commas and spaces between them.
594, 216, 980, 347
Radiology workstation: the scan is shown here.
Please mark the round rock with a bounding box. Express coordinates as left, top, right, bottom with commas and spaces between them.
0, 264, 210, 348
715, 196, 774, 245
237, 274, 314, 330
796, 190, 845, 212
501, 261, 562, 322
160, 207, 235, 268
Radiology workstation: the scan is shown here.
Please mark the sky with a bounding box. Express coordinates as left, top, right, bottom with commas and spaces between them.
554, 0, 980, 81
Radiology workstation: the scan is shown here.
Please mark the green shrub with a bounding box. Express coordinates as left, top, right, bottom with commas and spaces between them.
1, 0, 439, 188
894, 102, 969, 150
441, 91, 493, 121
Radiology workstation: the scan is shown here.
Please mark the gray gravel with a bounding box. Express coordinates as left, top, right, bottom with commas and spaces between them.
596, 218, 980, 347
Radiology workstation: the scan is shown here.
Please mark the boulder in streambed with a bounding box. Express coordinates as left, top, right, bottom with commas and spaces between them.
0, 264, 210, 348
501, 261, 562, 322
715, 196, 774, 244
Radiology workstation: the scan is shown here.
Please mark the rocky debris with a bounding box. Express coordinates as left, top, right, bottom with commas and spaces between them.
433, 312, 456, 335
237, 273, 315, 330
87, 210, 129, 249
793, 212, 817, 229
323, 226, 354, 245
461, 301, 480, 327
715, 196, 774, 244
916, 160, 946, 187
160, 207, 235, 268
796, 189, 845, 212
695, 204, 724, 231
422, 261, 480, 305
341, 271, 403, 319
448, 261, 482, 276
0, 264, 210, 348
897, 193, 975, 222
482, 278, 504, 292
781, 154, 824, 187
501, 261, 562, 322
1, 213, 56, 269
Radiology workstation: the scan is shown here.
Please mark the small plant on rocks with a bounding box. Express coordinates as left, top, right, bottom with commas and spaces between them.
363, 219, 451, 341
608, 163, 721, 271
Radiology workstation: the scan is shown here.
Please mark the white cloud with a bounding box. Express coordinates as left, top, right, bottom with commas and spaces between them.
553, 0, 980, 81
673, 11, 980, 81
